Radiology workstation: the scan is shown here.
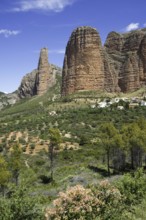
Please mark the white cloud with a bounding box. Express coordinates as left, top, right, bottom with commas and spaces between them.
49, 49, 65, 54
0, 29, 20, 38
13, 0, 75, 12
33, 49, 65, 54
125, 23, 139, 32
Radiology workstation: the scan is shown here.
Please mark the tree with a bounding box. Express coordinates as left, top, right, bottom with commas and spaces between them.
111, 133, 125, 173
99, 122, 123, 175
0, 183, 44, 220
0, 155, 11, 196
121, 122, 146, 169
9, 144, 22, 186
49, 128, 62, 181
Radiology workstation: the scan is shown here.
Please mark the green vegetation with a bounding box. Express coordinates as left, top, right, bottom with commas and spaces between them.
0, 155, 11, 196
9, 144, 23, 186
1, 83, 146, 218
49, 128, 62, 180
46, 168, 146, 220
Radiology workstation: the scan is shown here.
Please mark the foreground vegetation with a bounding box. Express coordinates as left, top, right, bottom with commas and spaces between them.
1, 84, 146, 218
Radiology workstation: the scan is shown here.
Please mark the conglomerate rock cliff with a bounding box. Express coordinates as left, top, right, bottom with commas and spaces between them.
18, 48, 60, 98
104, 29, 146, 92
36, 48, 53, 96
61, 26, 104, 96
61, 26, 146, 95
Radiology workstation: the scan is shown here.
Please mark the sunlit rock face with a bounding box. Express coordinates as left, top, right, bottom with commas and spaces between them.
36, 48, 52, 96
62, 27, 146, 95
61, 26, 105, 96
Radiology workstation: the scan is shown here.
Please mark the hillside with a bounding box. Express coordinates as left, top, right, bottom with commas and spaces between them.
1, 27, 146, 220
1, 73, 146, 218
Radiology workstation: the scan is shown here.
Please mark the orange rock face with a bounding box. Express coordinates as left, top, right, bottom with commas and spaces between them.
36, 48, 52, 96
18, 48, 60, 98
61, 27, 104, 96
62, 27, 146, 95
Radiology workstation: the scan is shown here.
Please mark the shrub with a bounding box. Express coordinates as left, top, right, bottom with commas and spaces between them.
30, 143, 35, 150
94, 180, 123, 219
45, 185, 103, 220
39, 175, 53, 184
116, 168, 146, 206
45, 181, 123, 220
0, 184, 44, 220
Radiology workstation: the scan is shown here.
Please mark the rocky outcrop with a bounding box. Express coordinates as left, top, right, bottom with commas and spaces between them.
0, 92, 19, 110
61, 27, 146, 95
36, 48, 54, 96
61, 26, 104, 96
18, 48, 60, 98
104, 29, 146, 92
18, 69, 37, 98
0, 63, 61, 110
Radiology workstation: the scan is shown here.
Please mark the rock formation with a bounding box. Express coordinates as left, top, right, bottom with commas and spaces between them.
35, 48, 53, 96
18, 48, 60, 98
61, 27, 146, 95
18, 69, 37, 98
61, 26, 104, 96
104, 29, 146, 92
0, 92, 19, 110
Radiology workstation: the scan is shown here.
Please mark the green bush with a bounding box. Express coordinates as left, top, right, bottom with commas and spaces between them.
116, 168, 146, 206
93, 180, 124, 220
0, 184, 44, 220
45, 181, 123, 220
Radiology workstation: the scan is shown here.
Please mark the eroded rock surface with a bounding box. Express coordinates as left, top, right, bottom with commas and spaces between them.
62, 27, 146, 95
61, 26, 104, 96
18, 69, 37, 98
18, 48, 60, 98
104, 29, 146, 92
36, 48, 53, 96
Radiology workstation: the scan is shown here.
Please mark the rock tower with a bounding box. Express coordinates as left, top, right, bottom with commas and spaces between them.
18, 48, 59, 98
61, 26, 105, 96
35, 48, 52, 96
61, 26, 146, 95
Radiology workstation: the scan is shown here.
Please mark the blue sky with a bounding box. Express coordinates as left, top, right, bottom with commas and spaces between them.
0, 0, 146, 93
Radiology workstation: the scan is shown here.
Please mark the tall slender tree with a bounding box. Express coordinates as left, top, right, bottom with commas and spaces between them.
9, 144, 22, 186
49, 128, 62, 181
99, 122, 123, 175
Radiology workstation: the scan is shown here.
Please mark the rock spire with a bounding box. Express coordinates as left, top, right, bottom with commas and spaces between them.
35, 48, 52, 96
61, 26, 104, 96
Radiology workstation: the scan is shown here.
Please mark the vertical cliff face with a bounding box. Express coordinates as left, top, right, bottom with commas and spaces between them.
35, 48, 53, 96
139, 35, 146, 84
62, 27, 146, 95
103, 32, 123, 92
18, 70, 38, 98
61, 26, 105, 96
104, 29, 146, 92
18, 48, 59, 98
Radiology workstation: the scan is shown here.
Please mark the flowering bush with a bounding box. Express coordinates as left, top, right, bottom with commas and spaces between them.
45, 185, 103, 220
45, 181, 123, 220
95, 180, 123, 219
